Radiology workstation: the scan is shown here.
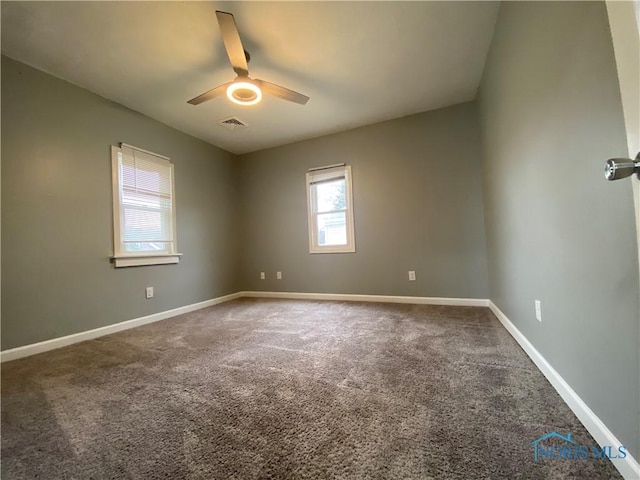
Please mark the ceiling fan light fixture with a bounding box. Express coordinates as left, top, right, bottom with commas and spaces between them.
187, 12, 309, 107
227, 81, 262, 106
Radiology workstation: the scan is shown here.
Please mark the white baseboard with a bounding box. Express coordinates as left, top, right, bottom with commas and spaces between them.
488, 301, 640, 480
240, 291, 490, 307
0, 292, 243, 363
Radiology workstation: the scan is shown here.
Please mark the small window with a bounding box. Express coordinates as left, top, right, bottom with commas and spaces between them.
111, 144, 181, 267
306, 165, 355, 254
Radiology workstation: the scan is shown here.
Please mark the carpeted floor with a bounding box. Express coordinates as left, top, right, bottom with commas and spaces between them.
1, 299, 622, 479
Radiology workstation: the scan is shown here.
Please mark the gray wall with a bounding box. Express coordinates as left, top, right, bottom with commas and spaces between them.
237, 103, 489, 298
1, 56, 240, 350
478, 2, 639, 458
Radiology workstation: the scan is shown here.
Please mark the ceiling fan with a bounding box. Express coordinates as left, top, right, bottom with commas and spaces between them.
188, 11, 310, 107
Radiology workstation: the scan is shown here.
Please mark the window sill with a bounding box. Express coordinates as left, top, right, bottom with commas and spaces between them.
309, 246, 356, 254
112, 254, 182, 268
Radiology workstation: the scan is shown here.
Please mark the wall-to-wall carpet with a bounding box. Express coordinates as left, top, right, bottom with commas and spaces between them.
1, 299, 621, 479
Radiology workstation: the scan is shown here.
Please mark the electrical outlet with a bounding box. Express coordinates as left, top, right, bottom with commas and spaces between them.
535, 300, 542, 322
408, 271, 416, 281
260, 272, 266, 280
276, 271, 282, 280
145, 287, 154, 299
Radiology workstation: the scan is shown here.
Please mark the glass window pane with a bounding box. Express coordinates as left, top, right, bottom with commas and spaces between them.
315, 178, 346, 213
124, 242, 171, 253
317, 212, 347, 246
122, 206, 173, 242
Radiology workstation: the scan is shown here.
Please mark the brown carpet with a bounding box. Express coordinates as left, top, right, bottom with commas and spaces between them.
1, 298, 622, 479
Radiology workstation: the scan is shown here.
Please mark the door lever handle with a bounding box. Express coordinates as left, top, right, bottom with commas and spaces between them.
605, 152, 640, 180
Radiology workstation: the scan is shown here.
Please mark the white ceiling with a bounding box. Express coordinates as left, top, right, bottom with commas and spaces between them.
1, 1, 500, 155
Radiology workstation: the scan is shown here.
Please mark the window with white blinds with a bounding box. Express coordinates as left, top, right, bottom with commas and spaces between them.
111, 144, 181, 267
306, 165, 356, 254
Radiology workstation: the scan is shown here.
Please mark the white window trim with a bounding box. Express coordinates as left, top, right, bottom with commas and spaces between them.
306, 165, 356, 254
111, 145, 182, 268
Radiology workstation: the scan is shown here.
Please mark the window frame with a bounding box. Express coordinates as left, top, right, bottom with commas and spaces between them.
111, 144, 181, 268
306, 165, 356, 254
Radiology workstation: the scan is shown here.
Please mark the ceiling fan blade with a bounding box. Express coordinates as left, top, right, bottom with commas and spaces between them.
187, 82, 232, 105
216, 11, 249, 77
254, 79, 310, 105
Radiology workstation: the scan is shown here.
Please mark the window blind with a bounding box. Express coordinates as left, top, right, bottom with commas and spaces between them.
307, 166, 346, 185
119, 145, 174, 247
